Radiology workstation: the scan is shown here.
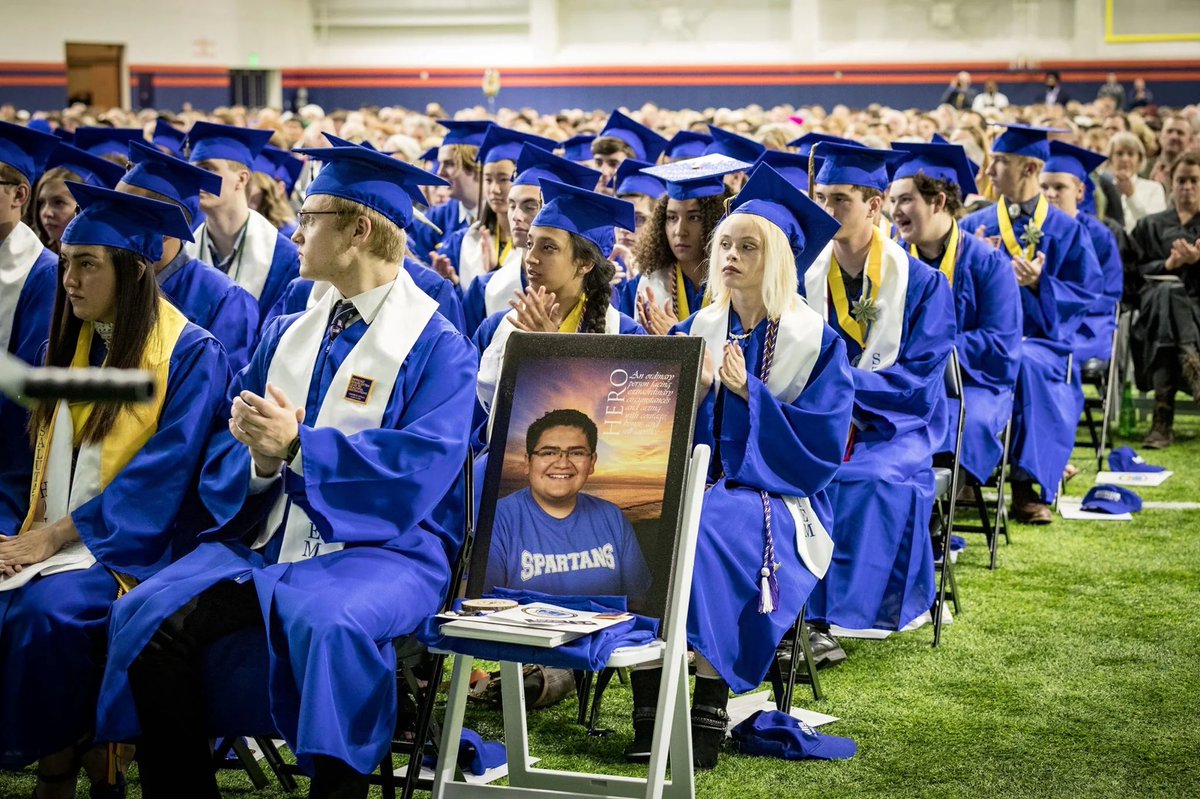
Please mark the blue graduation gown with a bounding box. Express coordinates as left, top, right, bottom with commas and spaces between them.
263, 259, 466, 334
673, 313, 853, 693
256, 231, 302, 325
157, 249, 260, 374
0, 249, 57, 536
0, 324, 229, 767
805, 257, 956, 632
462, 267, 529, 336
407, 199, 469, 262
961, 202, 1101, 500
1074, 213, 1124, 362
97, 307, 477, 776
912, 228, 1023, 485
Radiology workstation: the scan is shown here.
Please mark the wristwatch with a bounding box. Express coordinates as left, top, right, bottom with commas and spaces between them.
286, 434, 301, 464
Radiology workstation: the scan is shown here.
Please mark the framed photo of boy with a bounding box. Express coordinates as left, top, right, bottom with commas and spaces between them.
467, 332, 704, 624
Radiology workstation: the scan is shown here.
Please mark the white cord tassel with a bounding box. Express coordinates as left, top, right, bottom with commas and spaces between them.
759, 567, 775, 614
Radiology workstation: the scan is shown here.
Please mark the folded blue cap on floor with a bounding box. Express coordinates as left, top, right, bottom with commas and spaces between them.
1081, 484, 1142, 515
1107, 446, 1165, 474
731, 710, 856, 761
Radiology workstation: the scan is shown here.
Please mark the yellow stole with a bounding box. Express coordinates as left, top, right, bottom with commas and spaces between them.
910, 221, 961, 286
558, 294, 586, 333
996, 194, 1048, 260
827, 228, 884, 347
674, 263, 709, 319
495, 220, 511, 268
22, 299, 187, 536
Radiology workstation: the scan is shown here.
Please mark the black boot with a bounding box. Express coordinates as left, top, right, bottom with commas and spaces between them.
1143, 395, 1175, 449
623, 667, 661, 763
1180, 348, 1200, 404
690, 675, 729, 770
308, 756, 368, 799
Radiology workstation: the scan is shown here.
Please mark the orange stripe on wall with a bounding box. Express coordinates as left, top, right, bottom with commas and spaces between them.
152, 77, 227, 87
0, 77, 67, 86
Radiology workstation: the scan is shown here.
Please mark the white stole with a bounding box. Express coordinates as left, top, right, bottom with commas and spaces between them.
477, 305, 621, 413
634, 268, 675, 316
0, 223, 48, 354
260, 269, 437, 563
688, 296, 835, 580
456, 224, 487, 289
481, 249, 525, 319
803, 236, 910, 372
185, 210, 280, 301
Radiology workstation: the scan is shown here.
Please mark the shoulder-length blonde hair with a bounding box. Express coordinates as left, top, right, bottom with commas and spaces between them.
705, 212, 798, 320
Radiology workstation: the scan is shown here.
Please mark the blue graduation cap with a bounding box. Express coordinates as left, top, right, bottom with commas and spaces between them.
731, 710, 857, 762
813, 142, 907, 192
531, 179, 635, 251
152, 120, 186, 155
1081, 484, 1142, 515
436, 119, 493, 148
614, 158, 666, 199
26, 119, 52, 135
479, 126, 556, 166
753, 149, 823, 192
1107, 446, 1165, 474
0, 120, 63, 184
292, 145, 448, 230
44, 142, 127, 189
990, 122, 1069, 162
513, 144, 603, 190
729, 164, 841, 275
787, 131, 856, 155
418, 145, 439, 164
73, 127, 144, 159
705, 126, 766, 163
597, 110, 668, 163
54, 128, 75, 145
185, 121, 273, 169
1044, 140, 1108, 184
640, 153, 750, 200
664, 130, 712, 161
931, 132, 950, 145
891, 141, 979, 195
121, 140, 222, 227
261, 145, 304, 195
558, 134, 596, 163
61, 182, 194, 262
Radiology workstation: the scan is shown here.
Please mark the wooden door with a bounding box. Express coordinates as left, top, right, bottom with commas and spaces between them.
65, 42, 124, 108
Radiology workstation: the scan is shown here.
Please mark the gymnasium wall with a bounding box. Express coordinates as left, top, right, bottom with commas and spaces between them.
2, 0, 1197, 113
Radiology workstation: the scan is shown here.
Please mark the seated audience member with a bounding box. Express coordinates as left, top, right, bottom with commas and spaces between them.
1130, 153, 1200, 449
803, 143, 955, 660
0, 185, 228, 798
1141, 115, 1193, 192
1107, 131, 1168, 233
591, 110, 668, 194
117, 140, 260, 372
890, 140, 1022, 488
183, 121, 301, 322
31, 142, 126, 251
95, 144, 477, 799
626, 164, 851, 769
409, 119, 492, 259
961, 125, 1100, 523
484, 408, 650, 604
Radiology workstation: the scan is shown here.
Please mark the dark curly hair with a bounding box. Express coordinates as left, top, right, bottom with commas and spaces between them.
631, 191, 730, 277
563, 233, 617, 334
908, 172, 964, 218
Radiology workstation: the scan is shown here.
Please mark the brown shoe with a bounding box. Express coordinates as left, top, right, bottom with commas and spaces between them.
1181, 349, 1200, 403
1142, 396, 1175, 450
1010, 481, 1053, 525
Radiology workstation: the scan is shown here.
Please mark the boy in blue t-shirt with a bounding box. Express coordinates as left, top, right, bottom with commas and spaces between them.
485, 409, 651, 606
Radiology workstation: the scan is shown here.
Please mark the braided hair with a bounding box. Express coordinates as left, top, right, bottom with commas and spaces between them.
567, 233, 616, 333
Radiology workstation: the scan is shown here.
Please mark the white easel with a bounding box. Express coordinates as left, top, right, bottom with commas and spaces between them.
430, 444, 711, 799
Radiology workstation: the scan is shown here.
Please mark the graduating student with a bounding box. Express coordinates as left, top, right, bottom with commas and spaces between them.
117, 140, 260, 373
623, 158, 741, 333
433, 126, 555, 291
1041, 141, 1125, 363
611, 157, 666, 271
32, 142, 127, 250
961, 125, 1101, 523
1129, 153, 1200, 449
662, 130, 712, 163
408, 119, 492, 260
183, 121, 301, 322
626, 164, 851, 769
704, 126, 765, 193
557, 134, 596, 166
0, 121, 61, 538
150, 119, 186, 156
462, 144, 603, 336
96, 143, 477, 799
890, 140, 1023, 486
250, 145, 302, 240
484, 408, 651, 604
476, 181, 644, 412
591, 110, 668, 192
0, 185, 228, 798
72, 127, 143, 165
803, 143, 956, 655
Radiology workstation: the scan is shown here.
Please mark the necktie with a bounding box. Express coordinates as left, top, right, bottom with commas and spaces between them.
328, 300, 360, 342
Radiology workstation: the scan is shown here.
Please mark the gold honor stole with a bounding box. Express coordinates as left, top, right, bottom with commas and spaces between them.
910, 221, 961, 286
558, 294, 587, 333
996, 194, 1048, 261
673, 263, 711, 319
827, 228, 884, 347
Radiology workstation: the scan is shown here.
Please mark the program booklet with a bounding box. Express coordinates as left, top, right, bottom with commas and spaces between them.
437, 602, 632, 648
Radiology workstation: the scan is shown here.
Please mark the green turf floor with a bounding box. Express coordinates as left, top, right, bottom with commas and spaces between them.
4, 417, 1199, 798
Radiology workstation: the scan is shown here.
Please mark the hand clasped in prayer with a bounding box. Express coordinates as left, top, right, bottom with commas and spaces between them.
1012, 251, 1045, 288
1165, 237, 1200, 271
230, 382, 304, 477
509, 285, 562, 332
638, 285, 679, 336
719, 341, 750, 400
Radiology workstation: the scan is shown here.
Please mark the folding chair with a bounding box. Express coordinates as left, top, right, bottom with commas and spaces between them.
430, 445, 711, 799
930, 349, 965, 648
766, 604, 823, 709
952, 416, 1010, 571
1076, 309, 1122, 469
